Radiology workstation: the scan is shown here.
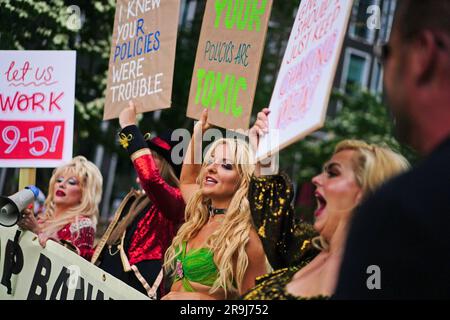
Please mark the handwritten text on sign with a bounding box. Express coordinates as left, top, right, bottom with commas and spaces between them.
187, 0, 273, 130
0, 121, 64, 159
0, 51, 76, 168
104, 0, 180, 120
257, 0, 353, 160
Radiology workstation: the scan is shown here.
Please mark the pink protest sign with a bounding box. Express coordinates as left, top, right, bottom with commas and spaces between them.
257, 0, 353, 160
0, 51, 76, 168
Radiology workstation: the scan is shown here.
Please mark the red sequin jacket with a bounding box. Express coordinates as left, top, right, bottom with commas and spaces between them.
55, 217, 96, 261
121, 125, 185, 265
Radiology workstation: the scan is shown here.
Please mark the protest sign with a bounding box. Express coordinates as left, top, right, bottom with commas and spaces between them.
187, 0, 273, 130
104, 0, 181, 120
0, 51, 76, 168
257, 0, 353, 160
0, 225, 148, 300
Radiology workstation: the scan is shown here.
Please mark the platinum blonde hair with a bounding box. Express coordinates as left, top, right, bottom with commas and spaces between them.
164, 138, 256, 297
334, 140, 410, 196
313, 140, 410, 250
41, 156, 103, 237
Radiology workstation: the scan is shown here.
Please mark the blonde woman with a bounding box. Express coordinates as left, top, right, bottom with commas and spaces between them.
19, 156, 103, 260
242, 110, 410, 299
162, 110, 268, 300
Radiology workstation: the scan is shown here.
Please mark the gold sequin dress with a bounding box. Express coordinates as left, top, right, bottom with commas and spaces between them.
242, 240, 327, 300
249, 173, 319, 270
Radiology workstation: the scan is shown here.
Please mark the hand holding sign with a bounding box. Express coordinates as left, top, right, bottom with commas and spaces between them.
257, 0, 354, 160
119, 101, 138, 129
194, 109, 212, 138
249, 108, 269, 152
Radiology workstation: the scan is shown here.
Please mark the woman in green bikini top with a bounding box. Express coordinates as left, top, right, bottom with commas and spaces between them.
173, 241, 219, 292
162, 112, 269, 300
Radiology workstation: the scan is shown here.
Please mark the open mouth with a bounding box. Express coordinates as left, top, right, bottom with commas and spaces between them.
314, 192, 327, 217
56, 190, 66, 197
204, 176, 218, 186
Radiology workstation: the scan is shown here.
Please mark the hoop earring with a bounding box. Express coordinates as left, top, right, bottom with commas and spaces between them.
312, 236, 330, 252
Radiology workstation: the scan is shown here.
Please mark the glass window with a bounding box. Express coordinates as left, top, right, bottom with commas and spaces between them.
379, 0, 397, 43
371, 59, 383, 94
179, 0, 197, 27
349, 0, 380, 44
341, 49, 371, 93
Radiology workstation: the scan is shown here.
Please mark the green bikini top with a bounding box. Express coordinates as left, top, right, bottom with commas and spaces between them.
174, 241, 219, 292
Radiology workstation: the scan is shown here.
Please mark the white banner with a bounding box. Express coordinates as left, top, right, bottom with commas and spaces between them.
0, 226, 149, 300
0, 50, 76, 168
257, 0, 353, 160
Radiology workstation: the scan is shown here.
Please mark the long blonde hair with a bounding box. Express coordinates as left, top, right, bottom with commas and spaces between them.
41, 156, 103, 237
164, 138, 256, 297
151, 150, 179, 188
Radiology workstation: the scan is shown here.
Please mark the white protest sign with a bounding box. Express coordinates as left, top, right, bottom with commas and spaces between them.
0, 51, 76, 168
0, 226, 149, 300
257, 0, 353, 160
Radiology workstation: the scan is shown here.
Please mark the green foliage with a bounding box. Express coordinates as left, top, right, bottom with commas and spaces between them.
0, 1, 416, 217
279, 88, 418, 184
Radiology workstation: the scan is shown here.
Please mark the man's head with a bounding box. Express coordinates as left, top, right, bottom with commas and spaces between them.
384, 0, 450, 154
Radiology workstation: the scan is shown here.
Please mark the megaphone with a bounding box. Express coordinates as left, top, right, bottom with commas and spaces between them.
0, 185, 40, 227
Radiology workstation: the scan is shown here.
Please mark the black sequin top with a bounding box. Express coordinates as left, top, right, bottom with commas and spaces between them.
242, 240, 327, 300
249, 173, 319, 270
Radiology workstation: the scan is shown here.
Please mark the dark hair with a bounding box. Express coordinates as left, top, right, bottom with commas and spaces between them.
394, 0, 450, 39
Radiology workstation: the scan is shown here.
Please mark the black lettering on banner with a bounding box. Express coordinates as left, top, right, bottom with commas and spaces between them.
73, 278, 100, 300
86, 282, 94, 299
74, 276, 85, 300
27, 253, 51, 300
1, 231, 24, 294
50, 266, 70, 300
95, 289, 105, 300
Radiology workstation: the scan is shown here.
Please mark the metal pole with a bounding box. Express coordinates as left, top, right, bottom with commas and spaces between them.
101, 153, 118, 219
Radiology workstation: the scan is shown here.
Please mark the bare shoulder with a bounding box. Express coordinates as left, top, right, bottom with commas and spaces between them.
246, 228, 265, 257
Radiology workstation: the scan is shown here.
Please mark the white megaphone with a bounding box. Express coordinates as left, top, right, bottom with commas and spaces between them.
0, 185, 40, 227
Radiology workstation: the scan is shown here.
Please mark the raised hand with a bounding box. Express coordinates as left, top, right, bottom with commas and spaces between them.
249, 108, 270, 152
193, 109, 211, 137
119, 101, 138, 129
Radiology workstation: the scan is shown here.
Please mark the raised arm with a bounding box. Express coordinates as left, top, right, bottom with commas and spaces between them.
179, 109, 210, 203
119, 102, 185, 221
248, 108, 318, 269
249, 108, 276, 177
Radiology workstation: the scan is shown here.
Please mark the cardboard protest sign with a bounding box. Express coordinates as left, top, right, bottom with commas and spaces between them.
257, 0, 353, 160
0, 226, 149, 300
104, 0, 181, 120
187, 0, 273, 130
0, 51, 76, 168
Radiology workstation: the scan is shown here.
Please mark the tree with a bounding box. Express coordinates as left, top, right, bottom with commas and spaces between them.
277, 88, 418, 222
0, 1, 415, 223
